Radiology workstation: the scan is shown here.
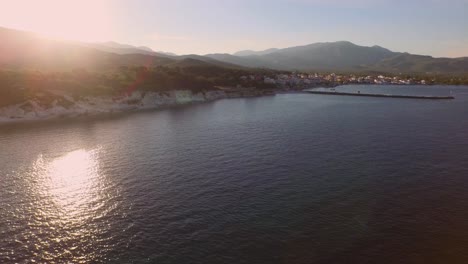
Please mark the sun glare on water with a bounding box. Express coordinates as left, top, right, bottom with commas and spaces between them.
34, 148, 103, 221
0, 0, 114, 41
47, 149, 99, 212
23, 148, 123, 261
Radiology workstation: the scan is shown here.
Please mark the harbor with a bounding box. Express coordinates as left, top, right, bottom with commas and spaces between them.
306, 90, 455, 99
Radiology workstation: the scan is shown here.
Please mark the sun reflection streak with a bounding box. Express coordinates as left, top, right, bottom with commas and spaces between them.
30, 147, 106, 227
24, 147, 121, 262
42, 149, 102, 221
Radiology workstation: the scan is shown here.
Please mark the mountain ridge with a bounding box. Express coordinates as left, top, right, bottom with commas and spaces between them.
208, 41, 468, 73
1, 26, 467, 74
234, 48, 280, 57
0, 27, 240, 71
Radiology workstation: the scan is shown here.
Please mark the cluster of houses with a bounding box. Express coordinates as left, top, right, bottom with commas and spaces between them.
241, 73, 427, 90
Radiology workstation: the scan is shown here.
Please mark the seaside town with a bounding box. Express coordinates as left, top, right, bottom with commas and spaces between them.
242, 72, 429, 90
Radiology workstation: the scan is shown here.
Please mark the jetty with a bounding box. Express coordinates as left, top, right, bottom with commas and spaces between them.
306, 90, 454, 100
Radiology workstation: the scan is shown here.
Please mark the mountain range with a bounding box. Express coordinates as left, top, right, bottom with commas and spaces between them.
207, 41, 468, 74
1, 26, 467, 74
0, 27, 242, 71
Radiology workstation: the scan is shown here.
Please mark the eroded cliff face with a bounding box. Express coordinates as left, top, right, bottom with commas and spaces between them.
0, 90, 230, 123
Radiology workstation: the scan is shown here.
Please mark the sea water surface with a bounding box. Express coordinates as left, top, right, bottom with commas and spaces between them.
1, 85, 468, 263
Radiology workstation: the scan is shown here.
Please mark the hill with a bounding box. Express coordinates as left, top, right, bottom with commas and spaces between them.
0, 27, 236, 72
371, 53, 468, 74
233, 48, 279, 56
177, 54, 247, 69
206, 41, 397, 71
208, 41, 468, 74
84, 41, 175, 58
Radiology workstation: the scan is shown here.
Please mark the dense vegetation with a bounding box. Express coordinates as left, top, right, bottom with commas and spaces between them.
0, 66, 278, 107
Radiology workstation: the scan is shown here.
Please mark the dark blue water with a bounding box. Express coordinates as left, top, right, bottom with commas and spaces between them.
1, 85, 468, 263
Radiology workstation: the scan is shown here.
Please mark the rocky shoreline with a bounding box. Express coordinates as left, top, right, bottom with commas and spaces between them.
0, 89, 275, 124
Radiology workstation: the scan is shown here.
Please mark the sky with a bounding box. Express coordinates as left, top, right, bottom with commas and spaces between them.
0, 0, 467, 57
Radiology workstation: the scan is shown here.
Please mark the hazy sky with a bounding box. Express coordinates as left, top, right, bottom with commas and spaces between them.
1, 0, 467, 57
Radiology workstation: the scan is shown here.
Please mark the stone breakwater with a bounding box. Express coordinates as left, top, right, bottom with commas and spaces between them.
306, 90, 454, 99
0, 89, 273, 123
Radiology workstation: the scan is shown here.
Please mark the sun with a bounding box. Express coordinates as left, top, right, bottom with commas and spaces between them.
0, 0, 114, 42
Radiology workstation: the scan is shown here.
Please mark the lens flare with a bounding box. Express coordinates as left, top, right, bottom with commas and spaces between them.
0, 0, 114, 42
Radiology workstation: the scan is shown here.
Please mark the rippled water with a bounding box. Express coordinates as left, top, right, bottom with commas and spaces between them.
1, 85, 468, 263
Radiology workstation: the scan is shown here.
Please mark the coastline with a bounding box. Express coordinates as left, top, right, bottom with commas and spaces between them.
2, 84, 452, 125
0, 89, 276, 125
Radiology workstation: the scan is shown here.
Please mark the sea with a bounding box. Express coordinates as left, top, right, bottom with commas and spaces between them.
1, 85, 468, 263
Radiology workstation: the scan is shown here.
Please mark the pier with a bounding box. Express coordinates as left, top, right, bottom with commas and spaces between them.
306, 90, 454, 100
